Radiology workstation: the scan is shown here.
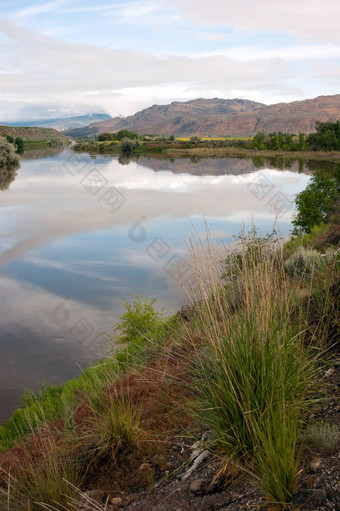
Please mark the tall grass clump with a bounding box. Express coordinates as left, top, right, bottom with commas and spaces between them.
188, 225, 320, 507
0, 425, 84, 511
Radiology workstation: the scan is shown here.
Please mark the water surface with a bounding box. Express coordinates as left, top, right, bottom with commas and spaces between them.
0, 149, 311, 422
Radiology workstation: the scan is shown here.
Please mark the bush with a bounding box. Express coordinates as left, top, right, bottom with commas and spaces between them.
113, 295, 163, 344
120, 137, 140, 153
302, 421, 340, 453
15, 136, 24, 154
0, 136, 20, 168
292, 173, 339, 234
284, 247, 326, 276
190, 135, 201, 144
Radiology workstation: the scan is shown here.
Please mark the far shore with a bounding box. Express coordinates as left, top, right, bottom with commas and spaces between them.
73, 142, 340, 162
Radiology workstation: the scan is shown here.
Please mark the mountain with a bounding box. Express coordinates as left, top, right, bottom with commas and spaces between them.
1, 114, 111, 131
87, 98, 265, 137
70, 95, 340, 137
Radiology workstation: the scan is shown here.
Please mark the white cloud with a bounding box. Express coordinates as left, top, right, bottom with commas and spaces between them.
15, 0, 68, 19
164, 0, 340, 43
0, 19, 293, 120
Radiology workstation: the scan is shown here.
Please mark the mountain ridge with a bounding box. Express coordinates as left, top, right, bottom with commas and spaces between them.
1, 114, 111, 131
67, 94, 340, 137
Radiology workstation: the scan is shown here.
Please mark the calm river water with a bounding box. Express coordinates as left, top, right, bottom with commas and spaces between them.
0, 148, 311, 422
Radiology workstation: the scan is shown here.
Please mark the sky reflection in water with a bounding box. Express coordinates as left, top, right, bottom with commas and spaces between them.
0, 149, 311, 422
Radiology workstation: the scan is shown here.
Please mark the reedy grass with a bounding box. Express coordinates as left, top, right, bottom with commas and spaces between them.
80, 392, 143, 461
0, 424, 84, 511
186, 225, 321, 507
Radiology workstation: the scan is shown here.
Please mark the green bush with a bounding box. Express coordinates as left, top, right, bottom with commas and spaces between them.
120, 137, 140, 153
113, 295, 163, 344
0, 137, 20, 168
292, 173, 339, 234
284, 247, 325, 276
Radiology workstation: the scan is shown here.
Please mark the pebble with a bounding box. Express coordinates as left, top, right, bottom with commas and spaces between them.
110, 497, 123, 507
139, 462, 151, 471
309, 456, 322, 473
189, 478, 208, 494
324, 367, 335, 378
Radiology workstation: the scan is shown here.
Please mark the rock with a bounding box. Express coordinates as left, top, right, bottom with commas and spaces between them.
324, 367, 335, 378
85, 489, 105, 502
181, 450, 210, 480
139, 462, 151, 471
309, 457, 322, 473
292, 489, 327, 509
110, 497, 123, 507
189, 478, 208, 494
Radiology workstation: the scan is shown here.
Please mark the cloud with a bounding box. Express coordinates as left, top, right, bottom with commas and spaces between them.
0, 19, 293, 120
15, 0, 68, 19
164, 0, 340, 43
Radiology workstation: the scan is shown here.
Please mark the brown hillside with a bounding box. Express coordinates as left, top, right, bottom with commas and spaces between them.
0, 126, 67, 142
89, 94, 340, 137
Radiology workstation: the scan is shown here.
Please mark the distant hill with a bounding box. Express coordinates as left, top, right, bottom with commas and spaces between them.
67, 95, 340, 137
1, 114, 111, 131
0, 125, 67, 143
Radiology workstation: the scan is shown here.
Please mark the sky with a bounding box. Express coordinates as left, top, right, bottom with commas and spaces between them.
0, 0, 340, 121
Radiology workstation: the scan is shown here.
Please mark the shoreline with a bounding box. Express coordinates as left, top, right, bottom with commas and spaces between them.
73, 143, 340, 161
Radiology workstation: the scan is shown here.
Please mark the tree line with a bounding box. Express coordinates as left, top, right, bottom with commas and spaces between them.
252, 121, 340, 151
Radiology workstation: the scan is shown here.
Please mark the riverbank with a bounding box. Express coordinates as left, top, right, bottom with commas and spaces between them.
0, 162, 339, 510
0, 208, 339, 509
73, 139, 340, 162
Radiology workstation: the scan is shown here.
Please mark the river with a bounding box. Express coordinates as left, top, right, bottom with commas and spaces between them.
0, 148, 311, 422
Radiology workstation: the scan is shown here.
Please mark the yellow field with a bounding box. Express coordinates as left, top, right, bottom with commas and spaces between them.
175, 136, 253, 141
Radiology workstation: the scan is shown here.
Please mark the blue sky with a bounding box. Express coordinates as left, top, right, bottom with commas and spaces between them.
0, 0, 339, 120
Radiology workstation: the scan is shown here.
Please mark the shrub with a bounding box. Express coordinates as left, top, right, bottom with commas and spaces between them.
302, 422, 340, 453
14, 136, 24, 154
190, 135, 201, 144
0, 137, 20, 168
113, 295, 163, 344
292, 173, 339, 234
120, 137, 139, 153
284, 247, 325, 276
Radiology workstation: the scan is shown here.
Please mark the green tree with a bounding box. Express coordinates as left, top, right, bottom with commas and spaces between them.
116, 130, 139, 141
292, 173, 339, 234
307, 121, 340, 151
14, 136, 24, 154
252, 131, 266, 149
0, 137, 20, 190
298, 133, 306, 151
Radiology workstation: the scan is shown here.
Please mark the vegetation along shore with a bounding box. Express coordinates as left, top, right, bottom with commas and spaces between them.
0, 134, 339, 510
73, 121, 340, 162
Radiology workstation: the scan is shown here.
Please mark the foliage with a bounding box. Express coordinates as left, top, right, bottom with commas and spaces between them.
0, 427, 83, 511
284, 247, 326, 277
302, 421, 340, 453
292, 172, 339, 234
251, 131, 266, 149
14, 136, 24, 154
83, 394, 143, 459
120, 137, 140, 153
307, 120, 340, 151
0, 136, 20, 168
113, 295, 163, 344
189, 228, 319, 507
189, 135, 202, 144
